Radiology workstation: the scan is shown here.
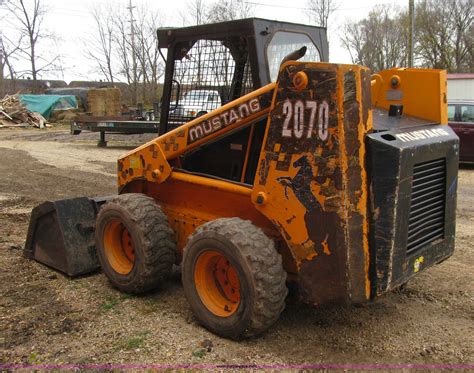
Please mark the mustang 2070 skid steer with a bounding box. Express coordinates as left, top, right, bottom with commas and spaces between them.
24, 19, 458, 340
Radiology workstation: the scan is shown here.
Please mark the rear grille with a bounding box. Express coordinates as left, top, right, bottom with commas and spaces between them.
407, 158, 446, 254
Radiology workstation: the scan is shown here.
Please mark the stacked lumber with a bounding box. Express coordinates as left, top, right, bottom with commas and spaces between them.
87, 88, 122, 117
0, 95, 47, 128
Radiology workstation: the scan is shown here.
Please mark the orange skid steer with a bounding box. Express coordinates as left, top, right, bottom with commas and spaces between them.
24, 20, 458, 340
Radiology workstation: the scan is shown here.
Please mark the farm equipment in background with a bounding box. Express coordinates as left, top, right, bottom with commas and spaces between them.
25, 18, 458, 340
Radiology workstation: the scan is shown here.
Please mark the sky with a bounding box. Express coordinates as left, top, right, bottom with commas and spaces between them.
0, 0, 408, 82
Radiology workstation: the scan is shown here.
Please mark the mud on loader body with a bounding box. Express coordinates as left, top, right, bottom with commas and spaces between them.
25, 19, 458, 339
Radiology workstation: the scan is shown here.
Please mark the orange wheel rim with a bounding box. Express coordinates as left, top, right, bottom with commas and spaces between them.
194, 250, 241, 317
103, 218, 135, 275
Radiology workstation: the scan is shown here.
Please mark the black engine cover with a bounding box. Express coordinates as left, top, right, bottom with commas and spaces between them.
367, 125, 459, 296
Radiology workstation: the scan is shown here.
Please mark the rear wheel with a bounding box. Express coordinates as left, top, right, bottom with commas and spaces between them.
95, 193, 176, 293
182, 218, 287, 339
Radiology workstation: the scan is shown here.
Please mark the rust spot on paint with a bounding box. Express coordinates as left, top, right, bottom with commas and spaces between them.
322, 237, 331, 255
306, 252, 318, 261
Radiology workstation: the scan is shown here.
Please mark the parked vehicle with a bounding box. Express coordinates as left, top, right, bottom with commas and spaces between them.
170, 89, 222, 121
448, 100, 474, 162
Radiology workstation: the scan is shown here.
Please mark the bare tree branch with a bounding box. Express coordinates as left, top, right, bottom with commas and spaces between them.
207, 0, 254, 23
4, 0, 60, 85
339, 5, 407, 72
306, 0, 338, 29
85, 4, 116, 83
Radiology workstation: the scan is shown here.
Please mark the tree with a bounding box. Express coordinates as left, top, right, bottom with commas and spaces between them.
85, 3, 165, 105
86, 6, 116, 83
180, 0, 208, 26
340, 5, 408, 72
415, 0, 473, 72
206, 0, 254, 23
133, 6, 164, 105
1, 33, 22, 96
340, 0, 473, 73
4, 0, 60, 84
306, 0, 338, 29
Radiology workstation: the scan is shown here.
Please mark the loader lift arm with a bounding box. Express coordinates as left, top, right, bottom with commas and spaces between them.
117, 83, 277, 189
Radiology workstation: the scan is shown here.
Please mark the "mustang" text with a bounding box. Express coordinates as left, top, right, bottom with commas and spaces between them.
188, 98, 261, 144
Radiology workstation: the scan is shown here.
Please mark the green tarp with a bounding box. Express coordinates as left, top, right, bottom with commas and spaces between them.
19, 94, 78, 120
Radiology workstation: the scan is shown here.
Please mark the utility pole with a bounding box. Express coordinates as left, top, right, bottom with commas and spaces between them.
0, 32, 4, 98
0, 1, 5, 98
408, 0, 415, 67
127, 0, 138, 105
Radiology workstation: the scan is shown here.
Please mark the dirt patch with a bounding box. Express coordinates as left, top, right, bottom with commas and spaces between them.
0, 129, 473, 366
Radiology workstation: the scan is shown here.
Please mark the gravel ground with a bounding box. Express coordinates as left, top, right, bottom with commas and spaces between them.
0, 128, 473, 367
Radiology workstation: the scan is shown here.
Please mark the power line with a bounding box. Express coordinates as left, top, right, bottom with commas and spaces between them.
127, 0, 138, 104
243, 0, 399, 11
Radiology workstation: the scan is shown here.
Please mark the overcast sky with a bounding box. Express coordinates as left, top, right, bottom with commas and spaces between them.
1, 0, 408, 82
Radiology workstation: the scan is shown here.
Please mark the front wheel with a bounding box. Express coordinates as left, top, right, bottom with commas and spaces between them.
95, 193, 176, 294
182, 218, 287, 339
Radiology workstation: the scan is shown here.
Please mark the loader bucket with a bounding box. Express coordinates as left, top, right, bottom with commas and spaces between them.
24, 196, 111, 277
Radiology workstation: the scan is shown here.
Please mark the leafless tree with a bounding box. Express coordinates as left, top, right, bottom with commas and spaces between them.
415, 0, 473, 72
340, 5, 408, 72
134, 6, 164, 104
86, 5, 116, 83
180, 0, 208, 26
306, 0, 338, 29
207, 0, 254, 23
4, 0, 60, 84
0, 32, 22, 95
113, 10, 138, 104
340, 0, 472, 73
85, 3, 165, 105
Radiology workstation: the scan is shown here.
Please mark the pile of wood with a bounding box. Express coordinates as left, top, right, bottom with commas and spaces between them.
87, 88, 122, 117
0, 95, 47, 128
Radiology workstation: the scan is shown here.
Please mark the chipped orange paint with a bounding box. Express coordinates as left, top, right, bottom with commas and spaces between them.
322, 239, 331, 256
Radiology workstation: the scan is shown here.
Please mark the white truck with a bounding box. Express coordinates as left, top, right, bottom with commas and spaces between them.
170, 89, 222, 121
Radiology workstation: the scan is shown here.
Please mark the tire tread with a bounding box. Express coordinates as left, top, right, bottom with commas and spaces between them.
96, 193, 176, 293
185, 217, 287, 338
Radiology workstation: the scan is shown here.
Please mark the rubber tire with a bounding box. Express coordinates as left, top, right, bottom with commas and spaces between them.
182, 218, 287, 339
95, 193, 176, 294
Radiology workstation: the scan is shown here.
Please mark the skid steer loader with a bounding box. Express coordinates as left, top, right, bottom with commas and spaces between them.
24, 18, 458, 340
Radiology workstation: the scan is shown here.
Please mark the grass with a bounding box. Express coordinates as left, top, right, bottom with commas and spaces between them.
27, 352, 41, 365
192, 349, 206, 358
100, 292, 134, 312
100, 295, 120, 311
116, 331, 151, 351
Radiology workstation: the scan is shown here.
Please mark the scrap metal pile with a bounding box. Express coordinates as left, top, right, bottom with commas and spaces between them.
0, 95, 47, 128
